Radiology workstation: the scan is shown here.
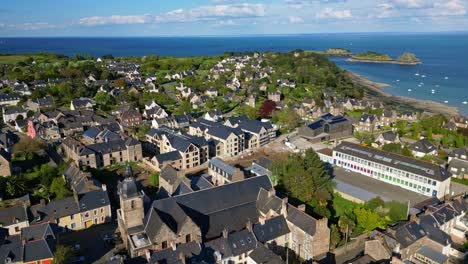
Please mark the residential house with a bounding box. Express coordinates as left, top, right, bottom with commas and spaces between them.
381, 109, 397, 127
70, 97, 96, 110
0, 223, 57, 264
26, 96, 54, 112
399, 111, 419, 123
203, 109, 223, 122
355, 114, 380, 133
62, 136, 142, 169
450, 116, 468, 129
120, 109, 143, 128
0, 205, 29, 235
30, 189, 111, 230
448, 148, 468, 179
373, 131, 400, 147
411, 138, 437, 158
268, 91, 282, 103
208, 158, 245, 185
0, 93, 21, 107
2, 107, 27, 124
205, 87, 218, 98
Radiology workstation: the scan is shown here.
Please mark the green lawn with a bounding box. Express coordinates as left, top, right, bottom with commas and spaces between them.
452, 177, 468, 186
0, 53, 65, 64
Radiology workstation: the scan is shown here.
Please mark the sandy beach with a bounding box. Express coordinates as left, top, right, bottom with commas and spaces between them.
346, 71, 460, 117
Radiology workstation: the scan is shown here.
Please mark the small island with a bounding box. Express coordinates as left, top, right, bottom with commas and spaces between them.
323, 48, 352, 56
348, 51, 421, 65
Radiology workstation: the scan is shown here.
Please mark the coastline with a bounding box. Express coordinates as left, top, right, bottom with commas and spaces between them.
346, 71, 460, 117
347, 58, 421, 65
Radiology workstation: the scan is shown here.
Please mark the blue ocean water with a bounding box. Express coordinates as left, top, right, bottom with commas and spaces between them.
1, 33, 467, 115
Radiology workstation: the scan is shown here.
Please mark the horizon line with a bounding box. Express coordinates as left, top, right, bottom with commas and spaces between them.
2, 31, 468, 38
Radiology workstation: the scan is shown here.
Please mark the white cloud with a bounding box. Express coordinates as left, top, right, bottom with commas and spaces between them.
15, 22, 56, 30
79, 15, 151, 26
77, 4, 266, 26
432, 0, 466, 16
388, 0, 434, 9
318, 8, 352, 19
288, 16, 304, 23
155, 4, 265, 23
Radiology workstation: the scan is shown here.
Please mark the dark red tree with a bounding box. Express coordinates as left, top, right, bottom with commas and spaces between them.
258, 100, 276, 118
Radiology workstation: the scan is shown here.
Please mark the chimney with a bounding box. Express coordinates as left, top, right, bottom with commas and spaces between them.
222, 227, 229, 238
246, 219, 253, 232
101, 184, 107, 192
268, 188, 275, 197
298, 204, 306, 212
281, 197, 288, 216
259, 216, 265, 225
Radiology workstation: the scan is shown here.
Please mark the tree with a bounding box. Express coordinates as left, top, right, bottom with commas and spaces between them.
5, 175, 27, 197
273, 149, 334, 217
354, 207, 384, 233
258, 100, 276, 118
49, 178, 72, 200
52, 245, 75, 264
329, 224, 341, 249
13, 137, 44, 160
427, 127, 433, 141
272, 108, 300, 131
338, 215, 356, 246
114, 78, 127, 88
94, 91, 112, 106
456, 134, 464, 148
149, 173, 159, 188
366, 197, 385, 211
137, 123, 151, 140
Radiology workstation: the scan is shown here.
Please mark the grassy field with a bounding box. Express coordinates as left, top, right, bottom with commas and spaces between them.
0, 53, 66, 64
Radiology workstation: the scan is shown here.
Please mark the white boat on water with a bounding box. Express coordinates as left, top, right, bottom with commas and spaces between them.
415, 73, 420, 76
422, 75, 426, 78
463, 101, 467, 105
444, 100, 449, 103
431, 89, 435, 94
408, 89, 412, 92
396, 80, 400, 82
418, 85, 422, 87
445, 77, 449, 80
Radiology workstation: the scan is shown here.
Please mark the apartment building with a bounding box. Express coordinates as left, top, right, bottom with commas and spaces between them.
148, 127, 209, 170
190, 119, 245, 157
208, 158, 245, 185
333, 142, 451, 199
224, 116, 276, 148
62, 136, 142, 169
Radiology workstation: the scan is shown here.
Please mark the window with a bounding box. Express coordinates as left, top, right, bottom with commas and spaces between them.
71, 223, 76, 229
186, 234, 191, 243
131, 200, 135, 209
15, 226, 20, 232
162, 241, 168, 249
94, 210, 97, 215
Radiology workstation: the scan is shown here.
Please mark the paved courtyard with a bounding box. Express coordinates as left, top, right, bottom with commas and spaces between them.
333, 167, 428, 205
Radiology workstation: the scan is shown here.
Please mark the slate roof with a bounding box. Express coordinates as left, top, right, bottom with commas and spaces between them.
205, 229, 257, 258
335, 141, 451, 182
144, 175, 273, 240
160, 165, 181, 186
155, 151, 182, 164
411, 139, 436, 154
255, 157, 272, 170
0, 235, 22, 263
416, 246, 448, 264
209, 158, 236, 177
286, 205, 317, 236
449, 147, 468, 160
256, 189, 283, 215
0, 206, 28, 226
253, 215, 290, 243
394, 222, 426, 248
149, 241, 202, 264
380, 131, 398, 142
248, 245, 285, 264
118, 177, 141, 199
190, 175, 213, 191
307, 114, 350, 130
78, 190, 110, 212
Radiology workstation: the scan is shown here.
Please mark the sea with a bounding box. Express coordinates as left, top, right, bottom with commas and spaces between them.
1, 33, 467, 115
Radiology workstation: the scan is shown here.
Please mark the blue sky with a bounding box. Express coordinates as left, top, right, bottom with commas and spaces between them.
1, 0, 467, 36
